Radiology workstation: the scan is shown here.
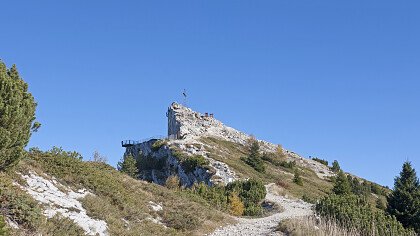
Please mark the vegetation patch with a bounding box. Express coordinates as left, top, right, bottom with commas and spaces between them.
22, 148, 227, 235
316, 194, 415, 236
152, 139, 168, 151
181, 155, 209, 173
311, 157, 328, 166
186, 178, 267, 217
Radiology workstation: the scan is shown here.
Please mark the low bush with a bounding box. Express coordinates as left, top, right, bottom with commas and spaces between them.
0, 215, 8, 236
0, 173, 43, 231
293, 170, 303, 186
312, 157, 328, 166
26, 148, 225, 234
316, 194, 416, 236
261, 152, 296, 171
301, 194, 317, 204
188, 179, 267, 216
42, 214, 85, 236
181, 155, 209, 173
226, 179, 266, 216
280, 160, 296, 169
151, 139, 167, 151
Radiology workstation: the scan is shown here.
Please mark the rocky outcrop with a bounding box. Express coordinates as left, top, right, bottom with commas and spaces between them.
125, 139, 214, 187
166, 102, 333, 179
126, 102, 333, 187
167, 102, 278, 153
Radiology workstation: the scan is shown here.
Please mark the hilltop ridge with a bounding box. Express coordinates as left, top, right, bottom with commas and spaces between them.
125, 102, 333, 187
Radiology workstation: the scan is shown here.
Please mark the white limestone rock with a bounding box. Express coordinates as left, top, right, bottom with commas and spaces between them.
19, 171, 108, 236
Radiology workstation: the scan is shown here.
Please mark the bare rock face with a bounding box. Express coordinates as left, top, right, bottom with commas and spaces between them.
167, 102, 278, 152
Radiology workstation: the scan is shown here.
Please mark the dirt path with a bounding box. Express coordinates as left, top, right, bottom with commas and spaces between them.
210, 184, 313, 236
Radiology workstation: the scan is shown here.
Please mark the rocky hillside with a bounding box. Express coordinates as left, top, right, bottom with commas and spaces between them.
1, 102, 395, 236
1, 148, 229, 235
126, 102, 333, 188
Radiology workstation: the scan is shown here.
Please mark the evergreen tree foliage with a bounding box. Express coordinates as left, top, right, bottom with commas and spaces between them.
331, 160, 341, 173
387, 162, 420, 233
332, 171, 351, 195
117, 154, 139, 178
0, 62, 38, 170
243, 139, 265, 173
316, 194, 416, 236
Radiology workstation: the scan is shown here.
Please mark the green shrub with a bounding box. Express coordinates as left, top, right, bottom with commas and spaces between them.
42, 214, 85, 236
27, 149, 224, 235
151, 139, 167, 151
188, 179, 267, 216
242, 139, 265, 173
117, 154, 138, 178
0, 62, 38, 170
243, 204, 264, 216
302, 194, 317, 204
331, 160, 341, 173
332, 171, 351, 195
226, 179, 266, 216
0, 215, 8, 236
190, 182, 228, 211
47, 146, 83, 160
312, 157, 328, 166
293, 170, 303, 186
181, 155, 209, 173
316, 194, 415, 236
279, 160, 296, 169
0, 173, 43, 230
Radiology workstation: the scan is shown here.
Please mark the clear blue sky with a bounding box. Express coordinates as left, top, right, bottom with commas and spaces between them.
1, 1, 419, 187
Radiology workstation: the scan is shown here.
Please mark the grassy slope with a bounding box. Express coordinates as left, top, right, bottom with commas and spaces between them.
1, 151, 229, 236
201, 137, 333, 201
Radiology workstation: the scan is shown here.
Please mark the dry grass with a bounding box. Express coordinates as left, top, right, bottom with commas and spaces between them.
278, 216, 360, 236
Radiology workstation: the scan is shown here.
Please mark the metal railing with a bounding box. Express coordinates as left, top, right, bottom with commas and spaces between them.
121, 135, 168, 147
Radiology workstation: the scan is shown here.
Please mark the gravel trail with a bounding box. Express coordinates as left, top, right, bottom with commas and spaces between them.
210, 184, 313, 236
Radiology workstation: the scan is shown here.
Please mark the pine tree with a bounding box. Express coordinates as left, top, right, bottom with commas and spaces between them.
117, 154, 139, 178
387, 162, 420, 233
0, 62, 38, 170
244, 139, 265, 173
331, 160, 341, 173
332, 171, 351, 195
